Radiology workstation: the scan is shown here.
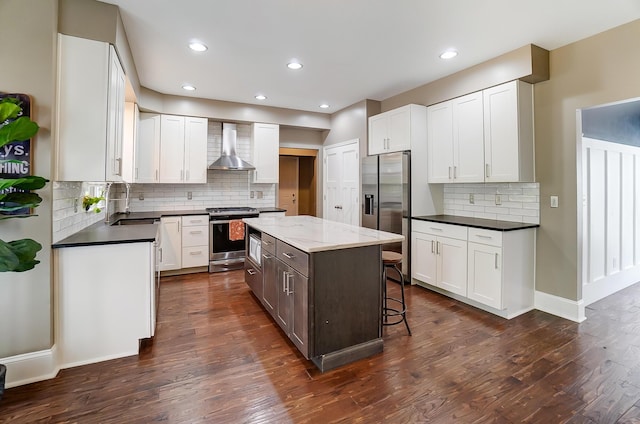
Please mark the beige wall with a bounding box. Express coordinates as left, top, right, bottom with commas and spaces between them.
0, 0, 57, 357
535, 19, 640, 300
382, 45, 548, 111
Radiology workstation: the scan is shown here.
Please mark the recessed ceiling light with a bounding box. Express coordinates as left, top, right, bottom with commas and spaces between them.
182, 85, 196, 91
319, 104, 330, 109
255, 94, 267, 100
287, 61, 303, 70
189, 42, 208, 52
439, 49, 458, 60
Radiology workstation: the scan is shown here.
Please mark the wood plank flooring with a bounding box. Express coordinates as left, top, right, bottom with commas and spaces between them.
2, 271, 640, 423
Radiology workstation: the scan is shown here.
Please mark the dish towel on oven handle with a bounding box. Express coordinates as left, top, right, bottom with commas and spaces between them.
229, 219, 245, 241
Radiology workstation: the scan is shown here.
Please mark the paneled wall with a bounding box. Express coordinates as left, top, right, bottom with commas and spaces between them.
582, 137, 640, 305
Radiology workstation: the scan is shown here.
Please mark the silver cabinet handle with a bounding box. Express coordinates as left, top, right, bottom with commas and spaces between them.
485, 164, 490, 178
454, 166, 457, 179
155, 169, 159, 181
262, 253, 273, 259
282, 272, 287, 293
282, 252, 295, 259
287, 273, 293, 295
475, 234, 492, 239
247, 269, 256, 275
431, 240, 435, 253
448, 166, 452, 179
263, 240, 272, 246
495, 253, 499, 269
189, 251, 201, 255
135, 167, 138, 179
190, 230, 202, 234
429, 227, 443, 232
436, 241, 440, 255
177, 222, 180, 233
159, 247, 163, 262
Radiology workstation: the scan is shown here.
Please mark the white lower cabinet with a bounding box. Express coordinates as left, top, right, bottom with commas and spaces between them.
159, 216, 181, 271
411, 221, 467, 296
181, 215, 209, 268
412, 219, 535, 319
55, 242, 155, 368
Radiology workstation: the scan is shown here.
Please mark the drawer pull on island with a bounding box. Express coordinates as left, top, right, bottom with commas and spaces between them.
247, 268, 256, 275
282, 252, 295, 259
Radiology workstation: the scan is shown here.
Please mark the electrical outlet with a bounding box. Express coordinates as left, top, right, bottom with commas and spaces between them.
250, 191, 255, 199
550, 195, 559, 208
495, 194, 502, 205
187, 191, 192, 200
257, 191, 263, 199
73, 198, 78, 213
138, 193, 144, 201
469, 193, 474, 204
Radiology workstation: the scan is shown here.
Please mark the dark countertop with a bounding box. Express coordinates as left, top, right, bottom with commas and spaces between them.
52, 210, 210, 249
258, 207, 287, 213
412, 215, 539, 232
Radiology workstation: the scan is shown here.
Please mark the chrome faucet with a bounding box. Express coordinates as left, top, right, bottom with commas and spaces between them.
104, 181, 132, 224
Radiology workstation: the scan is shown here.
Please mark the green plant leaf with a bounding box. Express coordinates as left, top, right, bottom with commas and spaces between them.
0, 239, 20, 271
0, 175, 48, 191
0, 213, 34, 221
0, 102, 21, 122
0, 116, 39, 149
0, 191, 42, 210
0, 238, 42, 272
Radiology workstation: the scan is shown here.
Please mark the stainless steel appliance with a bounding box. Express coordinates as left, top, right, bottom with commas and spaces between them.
362, 151, 411, 280
208, 207, 259, 272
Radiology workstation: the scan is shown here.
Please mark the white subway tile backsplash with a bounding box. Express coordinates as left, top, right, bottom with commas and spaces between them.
442, 182, 539, 224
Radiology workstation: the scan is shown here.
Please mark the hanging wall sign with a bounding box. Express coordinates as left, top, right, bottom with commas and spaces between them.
0, 93, 33, 216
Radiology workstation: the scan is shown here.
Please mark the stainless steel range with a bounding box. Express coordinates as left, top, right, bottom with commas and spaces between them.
207, 207, 259, 272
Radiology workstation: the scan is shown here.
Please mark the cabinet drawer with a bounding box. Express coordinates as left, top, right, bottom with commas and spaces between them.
413, 220, 467, 240
182, 215, 208, 227
182, 246, 208, 267
276, 240, 309, 276
262, 233, 276, 254
182, 225, 208, 247
468, 228, 502, 247
244, 260, 263, 299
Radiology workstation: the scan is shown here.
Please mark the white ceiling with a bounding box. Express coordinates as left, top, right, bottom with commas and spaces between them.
101, 0, 640, 114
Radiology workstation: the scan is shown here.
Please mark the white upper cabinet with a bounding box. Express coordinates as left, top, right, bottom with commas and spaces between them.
135, 113, 161, 183
56, 34, 125, 182
251, 123, 279, 183
183, 116, 208, 183
368, 104, 426, 155
483, 80, 534, 182
122, 102, 138, 183
453, 92, 485, 182
157, 115, 208, 184
427, 80, 534, 183
427, 101, 454, 183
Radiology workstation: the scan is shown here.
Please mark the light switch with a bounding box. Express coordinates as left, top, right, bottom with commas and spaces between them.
550, 196, 559, 208
495, 194, 502, 205
469, 193, 475, 204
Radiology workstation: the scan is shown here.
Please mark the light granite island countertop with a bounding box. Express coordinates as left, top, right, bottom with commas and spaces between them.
242, 215, 404, 252
242, 215, 404, 372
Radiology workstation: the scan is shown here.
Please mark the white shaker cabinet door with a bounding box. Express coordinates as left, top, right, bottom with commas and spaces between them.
184, 117, 208, 183
252, 123, 280, 183
452, 91, 485, 182
467, 242, 503, 309
159, 115, 186, 183
411, 231, 438, 286
427, 101, 454, 183
437, 236, 468, 296
136, 113, 161, 183
159, 217, 182, 271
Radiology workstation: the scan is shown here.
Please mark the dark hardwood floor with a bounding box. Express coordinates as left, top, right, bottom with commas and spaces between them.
2, 271, 640, 423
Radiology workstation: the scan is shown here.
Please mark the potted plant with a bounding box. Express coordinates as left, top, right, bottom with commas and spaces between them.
0, 95, 48, 399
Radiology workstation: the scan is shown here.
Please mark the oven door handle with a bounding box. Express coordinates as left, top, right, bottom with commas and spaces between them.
210, 219, 231, 224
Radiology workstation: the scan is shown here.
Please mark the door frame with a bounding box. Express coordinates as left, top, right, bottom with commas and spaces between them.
279, 147, 318, 216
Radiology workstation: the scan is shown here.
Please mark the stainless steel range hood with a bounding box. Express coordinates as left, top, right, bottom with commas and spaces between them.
208, 123, 255, 170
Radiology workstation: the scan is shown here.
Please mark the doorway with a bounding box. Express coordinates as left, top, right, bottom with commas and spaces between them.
278, 148, 318, 216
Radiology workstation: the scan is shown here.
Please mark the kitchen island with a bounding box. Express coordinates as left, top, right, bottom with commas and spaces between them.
243, 215, 403, 372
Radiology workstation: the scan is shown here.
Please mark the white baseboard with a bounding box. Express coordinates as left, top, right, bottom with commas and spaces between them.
534, 291, 586, 322
1, 345, 60, 389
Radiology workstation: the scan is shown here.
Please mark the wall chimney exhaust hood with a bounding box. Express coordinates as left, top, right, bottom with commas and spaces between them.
208, 123, 255, 170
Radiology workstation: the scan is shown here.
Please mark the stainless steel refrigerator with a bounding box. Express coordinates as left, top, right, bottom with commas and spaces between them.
362, 151, 411, 280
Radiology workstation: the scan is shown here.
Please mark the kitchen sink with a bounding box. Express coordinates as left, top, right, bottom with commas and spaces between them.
111, 218, 159, 226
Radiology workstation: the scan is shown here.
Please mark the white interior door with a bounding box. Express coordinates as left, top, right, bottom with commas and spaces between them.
323, 140, 360, 225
